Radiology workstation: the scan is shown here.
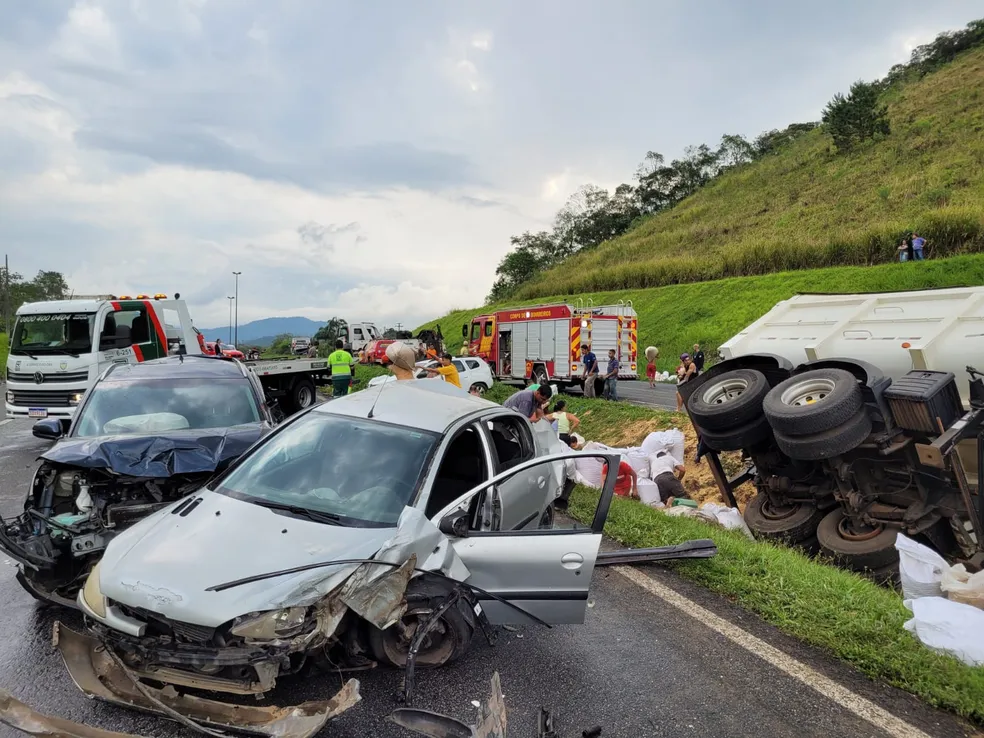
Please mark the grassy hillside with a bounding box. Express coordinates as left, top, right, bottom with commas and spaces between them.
420, 254, 984, 365
515, 45, 984, 299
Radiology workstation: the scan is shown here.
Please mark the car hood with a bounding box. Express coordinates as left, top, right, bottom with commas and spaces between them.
98, 491, 467, 627
40, 425, 267, 477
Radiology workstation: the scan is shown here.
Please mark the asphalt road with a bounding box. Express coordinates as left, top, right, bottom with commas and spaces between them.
0, 407, 979, 738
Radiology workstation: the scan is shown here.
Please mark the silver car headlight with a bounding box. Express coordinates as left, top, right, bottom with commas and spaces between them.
230, 607, 309, 640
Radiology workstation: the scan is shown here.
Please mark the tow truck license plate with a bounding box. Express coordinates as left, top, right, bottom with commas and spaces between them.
28, 408, 48, 418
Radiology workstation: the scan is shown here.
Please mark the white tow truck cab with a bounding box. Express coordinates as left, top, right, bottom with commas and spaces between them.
5, 294, 199, 424
336, 321, 381, 353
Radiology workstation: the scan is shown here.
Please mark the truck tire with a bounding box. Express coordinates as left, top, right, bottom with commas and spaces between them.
763, 368, 863, 436
774, 409, 871, 461
532, 365, 549, 387
743, 494, 824, 544
687, 369, 769, 431
817, 508, 899, 572
699, 414, 772, 452
287, 377, 317, 415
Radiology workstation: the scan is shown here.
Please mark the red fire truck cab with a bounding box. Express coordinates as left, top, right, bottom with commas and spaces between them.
464, 302, 638, 392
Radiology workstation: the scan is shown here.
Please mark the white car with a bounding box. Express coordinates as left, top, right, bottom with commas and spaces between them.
368, 357, 494, 394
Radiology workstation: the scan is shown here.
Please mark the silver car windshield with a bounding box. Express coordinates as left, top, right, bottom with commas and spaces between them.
74, 378, 260, 437
213, 412, 439, 527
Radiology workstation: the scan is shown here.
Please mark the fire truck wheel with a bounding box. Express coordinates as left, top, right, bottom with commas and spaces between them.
817, 508, 899, 572
532, 366, 549, 387
763, 368, 863, 436
687, 369, 769, 431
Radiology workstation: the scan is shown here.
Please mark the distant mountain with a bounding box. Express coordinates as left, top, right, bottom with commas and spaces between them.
196, 316, 326, 346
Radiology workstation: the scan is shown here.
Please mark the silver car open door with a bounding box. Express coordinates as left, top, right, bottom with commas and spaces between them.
431, 451, 620, 626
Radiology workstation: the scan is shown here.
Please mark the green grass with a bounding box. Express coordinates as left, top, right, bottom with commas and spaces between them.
419, 252, 984, 370
0, 332, 7, 374
514, 45, 984, 298
567, 487, 984, 724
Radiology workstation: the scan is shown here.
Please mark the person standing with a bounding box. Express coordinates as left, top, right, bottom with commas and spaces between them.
385, 341, 418, 380
692, 344, 705, 374
581, 343, 599, 398
423, 353, 462, 388
675, 353, 698, 412
603, 349, 620, 401
328, 339, 354, 396
646, 355, 657, 388
911, 232, 926, 261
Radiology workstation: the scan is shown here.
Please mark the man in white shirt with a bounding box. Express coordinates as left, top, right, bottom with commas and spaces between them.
649, 450, 687, 506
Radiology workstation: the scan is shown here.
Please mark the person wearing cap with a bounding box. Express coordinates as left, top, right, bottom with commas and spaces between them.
385, 341, 418, 380
676, 352, 698, 412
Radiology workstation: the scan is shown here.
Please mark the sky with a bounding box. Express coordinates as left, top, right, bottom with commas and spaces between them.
0, 1, 980, 330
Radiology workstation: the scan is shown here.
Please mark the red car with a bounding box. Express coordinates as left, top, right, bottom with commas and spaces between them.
364, 338, 395, 364
204, 341, 245, 360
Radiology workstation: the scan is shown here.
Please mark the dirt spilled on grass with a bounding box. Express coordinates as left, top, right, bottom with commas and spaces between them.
585, 414, 752, 511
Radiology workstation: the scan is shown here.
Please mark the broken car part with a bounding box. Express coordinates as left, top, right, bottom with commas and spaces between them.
51, 621, 359, 738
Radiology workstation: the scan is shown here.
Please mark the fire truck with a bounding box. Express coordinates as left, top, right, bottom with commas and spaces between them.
463, 301, 638, 392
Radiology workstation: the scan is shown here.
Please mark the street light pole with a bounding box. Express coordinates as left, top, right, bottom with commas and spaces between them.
227, 296, 234, 343
233, 271, 241, 346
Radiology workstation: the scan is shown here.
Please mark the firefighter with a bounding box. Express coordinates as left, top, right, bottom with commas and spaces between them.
328, 339, 354, 396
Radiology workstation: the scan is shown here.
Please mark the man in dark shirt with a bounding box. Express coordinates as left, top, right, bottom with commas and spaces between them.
603, 349, 620, 401
581, 343, 599, 398
504, 384, 553, 422
692, 344, 705, 373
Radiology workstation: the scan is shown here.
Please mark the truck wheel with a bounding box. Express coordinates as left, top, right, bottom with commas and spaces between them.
763, 369, 863, 436
687, 369, 769, 431
743, 494, 824, 544
699, 415, 772, 452
774, 410, 871, 461
533, 366, 549, 387
367, 579, 475, 668
817, 508, 899, 572
288, 378, 316, 415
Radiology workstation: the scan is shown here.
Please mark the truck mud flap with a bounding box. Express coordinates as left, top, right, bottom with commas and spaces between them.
595, 539, 718, 567
51, 622, 360, 738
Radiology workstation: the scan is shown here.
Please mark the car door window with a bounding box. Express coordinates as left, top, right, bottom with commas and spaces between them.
430, 452, 618, 625
465, 359, 481, 370
452, 360, 465, 372
422, 423, 490, 519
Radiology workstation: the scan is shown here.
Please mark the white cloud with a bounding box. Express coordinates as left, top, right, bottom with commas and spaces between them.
51, 1, 122, 68
471, 32, 494, 52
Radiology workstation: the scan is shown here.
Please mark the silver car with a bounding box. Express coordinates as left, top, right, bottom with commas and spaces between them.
57, 380, 620, 737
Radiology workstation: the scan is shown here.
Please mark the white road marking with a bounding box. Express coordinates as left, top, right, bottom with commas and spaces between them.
614, 565, 934, 738
0, 419, 12, 427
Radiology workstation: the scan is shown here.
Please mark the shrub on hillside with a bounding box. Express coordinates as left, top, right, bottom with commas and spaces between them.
822, 80, 891, 152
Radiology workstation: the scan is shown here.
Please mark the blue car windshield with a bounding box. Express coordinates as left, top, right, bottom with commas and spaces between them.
213, 412, 438, 527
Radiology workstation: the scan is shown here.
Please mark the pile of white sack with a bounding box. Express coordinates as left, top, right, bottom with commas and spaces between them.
896, 534, 984, 666
571, 430, 753, 539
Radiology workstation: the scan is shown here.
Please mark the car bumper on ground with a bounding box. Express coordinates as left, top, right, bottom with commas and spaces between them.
23, 621, 361, 738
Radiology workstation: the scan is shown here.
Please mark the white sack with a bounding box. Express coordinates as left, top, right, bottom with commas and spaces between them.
636, 478, 663, 507
641, 430, 685, 462
896, 534, 949, 600
625, 451, 651, 480
941, 564, 984, 610
700, 503, 755, 540
903, 596, 984, 667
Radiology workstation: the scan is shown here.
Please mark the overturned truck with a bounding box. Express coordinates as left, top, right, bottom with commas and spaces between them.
683, 287, 984, 578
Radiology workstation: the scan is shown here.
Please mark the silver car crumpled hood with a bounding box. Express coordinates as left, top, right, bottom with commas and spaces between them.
97, 490, 469, 628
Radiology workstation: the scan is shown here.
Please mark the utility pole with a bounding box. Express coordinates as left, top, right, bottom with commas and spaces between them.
227, 296, 234, 343
233, 271, 241, 346
396, 322, 403, 332
3, 254, 9, 336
